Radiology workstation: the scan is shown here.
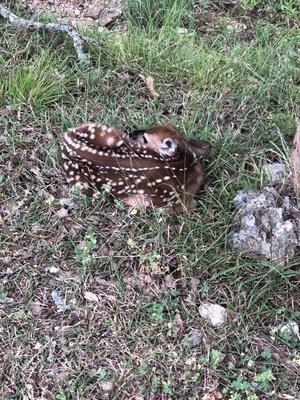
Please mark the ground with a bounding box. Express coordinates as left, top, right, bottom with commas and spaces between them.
22, 0, 122, 28
0, 0, 299, 399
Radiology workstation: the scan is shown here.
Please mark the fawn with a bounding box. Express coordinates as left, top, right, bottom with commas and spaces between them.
59, 124, 211, 211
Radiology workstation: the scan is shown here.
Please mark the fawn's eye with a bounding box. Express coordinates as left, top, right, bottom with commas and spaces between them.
143, 135, 148, 144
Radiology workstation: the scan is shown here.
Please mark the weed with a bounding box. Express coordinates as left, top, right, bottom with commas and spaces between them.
4, 50, 73, 111
75, 226, 97, 266
126, 0, 191, 29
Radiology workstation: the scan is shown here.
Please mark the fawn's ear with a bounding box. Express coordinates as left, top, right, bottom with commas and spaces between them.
187, 139, 213, 157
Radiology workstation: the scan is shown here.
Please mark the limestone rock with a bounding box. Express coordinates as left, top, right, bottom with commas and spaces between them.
99, 7, 122, 27
229, 187, 300, 261
277, 320, 300, 340
199, 303, 227, 328
263, 162, 288, 185
84, 4, 103, 19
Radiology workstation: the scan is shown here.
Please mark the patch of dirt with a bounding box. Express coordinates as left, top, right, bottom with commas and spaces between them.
21, 0, 122, 27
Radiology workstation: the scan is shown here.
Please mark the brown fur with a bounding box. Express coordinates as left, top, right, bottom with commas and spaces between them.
59, 124, 211, 211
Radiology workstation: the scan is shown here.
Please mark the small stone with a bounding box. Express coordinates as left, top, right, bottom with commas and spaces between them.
186, 329, 203, 347
34, 341, 43, 350
199, 303, 227, 328
185, 356, 196, 366
277, 320, 300, 340
59, 197, 75, 208
51, 290, 69, 313
99, 8, 122, 27
263, 163, 288, 185
28, 301, 43, 316
100, 381, 113, 391
56, 207, 68, 219
49, 266, 59, 273
84, 291, 99, 302
84, 5, 102, 19
227, 20, 247, 32
74, 8, 81, 17
176, 27, 188, 34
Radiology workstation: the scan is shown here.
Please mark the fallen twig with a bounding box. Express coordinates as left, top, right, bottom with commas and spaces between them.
0, 4, 89, 63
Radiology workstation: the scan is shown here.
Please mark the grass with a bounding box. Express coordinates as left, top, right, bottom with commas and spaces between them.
0, 0, 299, 399
4, 50, 71, 111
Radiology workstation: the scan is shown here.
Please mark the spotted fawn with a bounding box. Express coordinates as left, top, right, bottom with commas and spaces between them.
59, 124, 211, 210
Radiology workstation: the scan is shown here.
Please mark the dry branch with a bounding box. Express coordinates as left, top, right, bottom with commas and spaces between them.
0, 4, 89, 63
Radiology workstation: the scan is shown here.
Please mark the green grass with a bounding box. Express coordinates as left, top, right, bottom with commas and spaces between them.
0, 1, 299, 399
4, 50, 72, 111
126, 0, 192, 29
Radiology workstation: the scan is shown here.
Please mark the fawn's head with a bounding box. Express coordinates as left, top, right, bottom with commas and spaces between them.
129, 124, 212, 158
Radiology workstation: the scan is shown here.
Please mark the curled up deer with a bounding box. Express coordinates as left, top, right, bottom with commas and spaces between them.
59, 123, 212, 212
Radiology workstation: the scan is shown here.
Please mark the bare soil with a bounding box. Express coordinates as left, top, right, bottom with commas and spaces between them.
21, 0, 122, 27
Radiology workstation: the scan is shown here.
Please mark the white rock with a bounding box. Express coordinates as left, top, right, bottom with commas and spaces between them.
277, 320, 300, 340
56, 207, 68, 219
59, 197, 75, 208
176, 27, 188, 34
51, 290, 69, 313
84, 291, 99, 302
229, 187, 300, 261
84, 5, 102, 19
199, 302, 227, 328
186, 329, 203, 347
34, 341, 43, 350
49, 266, 59, 273
99, 8, 122, 27
263, 162, 288, 185
100, 380, 113, 391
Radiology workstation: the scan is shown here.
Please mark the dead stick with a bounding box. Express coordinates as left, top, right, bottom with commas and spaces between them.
0, 4, 89, 63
